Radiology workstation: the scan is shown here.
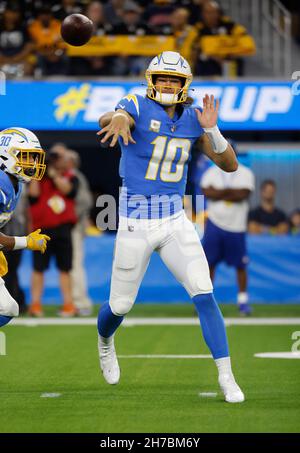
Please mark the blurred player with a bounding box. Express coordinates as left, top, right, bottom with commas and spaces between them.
201, 142, 255, 315
0, 127, 50, 327
97, 52, 244, 403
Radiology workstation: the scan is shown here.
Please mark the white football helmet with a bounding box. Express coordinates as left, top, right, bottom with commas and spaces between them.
0, 127, 46, 182
145, 51, 193, 105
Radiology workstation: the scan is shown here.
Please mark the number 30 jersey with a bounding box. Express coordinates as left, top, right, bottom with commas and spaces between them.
115, 94, 204, 218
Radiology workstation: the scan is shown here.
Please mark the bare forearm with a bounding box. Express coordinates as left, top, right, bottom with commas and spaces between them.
248, 222, 263, 234
0, 233, 19, 251
9, 43, 34, 63
52, 176, 72, 195
248, 222, 288, 235
203, 188, 250, 202
222, 189, 250, 202
202, 135, 238, 172
274, 223, 289, 234
99, 110, 135, 129
202, 187, 227, 200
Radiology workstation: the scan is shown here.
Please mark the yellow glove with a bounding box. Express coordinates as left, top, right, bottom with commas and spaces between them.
26, 229, 51, 254
0, 251, 8, 277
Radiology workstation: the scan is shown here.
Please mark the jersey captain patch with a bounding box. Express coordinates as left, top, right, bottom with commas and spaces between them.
149, 119, 161, 132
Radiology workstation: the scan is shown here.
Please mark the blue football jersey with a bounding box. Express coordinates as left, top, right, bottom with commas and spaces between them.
0, 169, 22, 229
115, 94, 204, 218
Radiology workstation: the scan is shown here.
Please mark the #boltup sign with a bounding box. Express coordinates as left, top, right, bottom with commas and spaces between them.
0, 80, 299, 130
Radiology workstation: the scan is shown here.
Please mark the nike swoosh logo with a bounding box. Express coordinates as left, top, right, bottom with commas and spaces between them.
119, 105, 126, 109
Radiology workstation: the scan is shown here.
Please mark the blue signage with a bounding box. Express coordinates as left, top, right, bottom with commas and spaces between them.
0, 80, 299, 130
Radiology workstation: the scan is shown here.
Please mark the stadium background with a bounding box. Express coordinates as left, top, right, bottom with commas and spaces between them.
1, 0, 299, 305
1, 0, 300, 436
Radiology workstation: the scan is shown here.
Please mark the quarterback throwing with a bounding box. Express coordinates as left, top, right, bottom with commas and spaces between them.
97, 51, 244, 403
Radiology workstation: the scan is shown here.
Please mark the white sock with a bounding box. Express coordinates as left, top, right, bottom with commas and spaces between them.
215, 357, 233, 377
238, 292, 248, 305
99, 334, 114, 345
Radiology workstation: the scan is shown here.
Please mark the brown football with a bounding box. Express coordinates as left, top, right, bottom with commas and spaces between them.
61, 14, 94, 46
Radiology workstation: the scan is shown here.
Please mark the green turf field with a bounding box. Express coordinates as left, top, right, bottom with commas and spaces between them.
26, 303, 300, 318
1, 305, 299, 433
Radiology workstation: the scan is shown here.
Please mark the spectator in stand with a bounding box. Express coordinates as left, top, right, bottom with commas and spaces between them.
28, 5, 68, 76
0, 5, 35, 77
174, 0, 205, 25
113, 1, 150, 35
112, 0, 151, 75
103, 0, 125, 26
201, 144, 255, 316
28, 147, 79, 317
289, 209, 300, 235
168, 7, 198, 65
248, 180, 289, 235
143, 0, 176, 31
52, 0, 83, 21
70, 1, 114, 76
194, 0, 256, 76
66, 149, 93, 316
87, 1, 114, 36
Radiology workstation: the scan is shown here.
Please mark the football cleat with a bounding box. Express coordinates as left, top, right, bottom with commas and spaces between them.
58, 303, 77, 317
29, 302, 44, 317
238, 303, 252, 316
98, 334, 120, 385
218, 373, 245, 403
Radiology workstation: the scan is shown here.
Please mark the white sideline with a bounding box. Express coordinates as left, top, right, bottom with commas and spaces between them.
9, 317, 300, 326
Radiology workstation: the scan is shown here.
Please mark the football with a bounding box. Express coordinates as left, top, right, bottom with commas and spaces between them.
61, 13, 94, 47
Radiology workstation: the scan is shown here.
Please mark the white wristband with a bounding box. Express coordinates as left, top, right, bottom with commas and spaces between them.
203, 125, 228, 154
113, 112, 129, 121
13, 236, 27, 250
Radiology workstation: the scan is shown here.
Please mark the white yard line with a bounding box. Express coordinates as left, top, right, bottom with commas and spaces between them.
117, 354, 212, 359
9, 317, 300, 326
254, 352, 300, 359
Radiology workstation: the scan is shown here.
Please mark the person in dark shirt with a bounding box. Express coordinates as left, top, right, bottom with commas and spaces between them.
194, 0, 255, 76
113, 1, 150, 35
70, 1, 114, 76
289, 209, 300, 235
248, 180, 289, 234
103, 0, 125, 27
0, 6, 34, 76
143, 0, 176, 29
111, 1, 150, 75
52, 0, 83, 21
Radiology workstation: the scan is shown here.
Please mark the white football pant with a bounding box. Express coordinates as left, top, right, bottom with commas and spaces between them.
109, 210, 213, 316
0, 277, 19, 317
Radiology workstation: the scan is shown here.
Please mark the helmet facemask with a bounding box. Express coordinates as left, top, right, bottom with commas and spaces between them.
146, 71, 192, 105
10, 148, 46, 182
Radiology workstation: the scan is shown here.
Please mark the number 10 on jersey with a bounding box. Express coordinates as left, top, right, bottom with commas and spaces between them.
145, 136, 191, 183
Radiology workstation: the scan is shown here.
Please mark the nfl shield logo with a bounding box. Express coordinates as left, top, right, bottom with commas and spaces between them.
149, 119, 161, 132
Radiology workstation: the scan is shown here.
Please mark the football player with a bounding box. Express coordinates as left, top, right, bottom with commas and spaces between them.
0, 127, 50, 327
97, 52, 244, 403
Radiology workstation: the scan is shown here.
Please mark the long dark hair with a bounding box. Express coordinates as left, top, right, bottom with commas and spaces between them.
182, 96, 194, 107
